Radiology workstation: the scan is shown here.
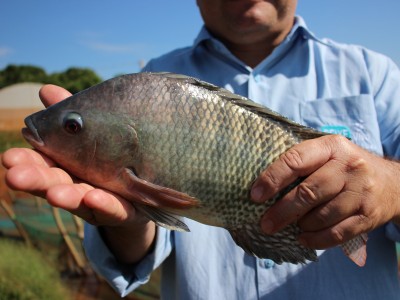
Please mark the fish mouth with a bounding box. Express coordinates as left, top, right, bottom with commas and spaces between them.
22, 117, 44, 148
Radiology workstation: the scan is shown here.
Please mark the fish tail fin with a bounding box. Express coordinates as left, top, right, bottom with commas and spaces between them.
341, 233, 368, 267
229, 224, 317, 264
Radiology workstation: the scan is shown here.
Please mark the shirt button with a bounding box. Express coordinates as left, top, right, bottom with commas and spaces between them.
260, 259, 275, 269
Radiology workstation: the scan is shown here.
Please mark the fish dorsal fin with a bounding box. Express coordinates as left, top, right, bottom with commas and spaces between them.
158, 72, 328, 141
218, 93, 328, 140
151, 72, 327, 140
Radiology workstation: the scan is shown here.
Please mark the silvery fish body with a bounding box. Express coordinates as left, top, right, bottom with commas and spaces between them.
22, 72, 367, 265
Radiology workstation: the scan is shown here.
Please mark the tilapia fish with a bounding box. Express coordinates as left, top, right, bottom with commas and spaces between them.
22, 72, 367, 266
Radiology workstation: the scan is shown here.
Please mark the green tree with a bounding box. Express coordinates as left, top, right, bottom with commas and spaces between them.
48, 67, 102, 94
0, 64, 102, 93
0, 64, 47, 88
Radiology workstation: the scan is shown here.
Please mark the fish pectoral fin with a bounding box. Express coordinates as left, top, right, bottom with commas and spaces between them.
229, 224, 317, 264
123, 168, 199, 209
135, 204, 190, 232
340, 233, 368, 267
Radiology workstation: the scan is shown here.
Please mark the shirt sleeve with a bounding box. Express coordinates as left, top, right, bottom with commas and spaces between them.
363, 50, 400, 241
83, 223, 172, 297
364, 49, 400, 158
385, 222, 400, 242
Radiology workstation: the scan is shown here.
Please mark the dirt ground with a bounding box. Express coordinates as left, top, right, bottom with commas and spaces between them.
0, 107, 37, 200
0, 109, 40, 131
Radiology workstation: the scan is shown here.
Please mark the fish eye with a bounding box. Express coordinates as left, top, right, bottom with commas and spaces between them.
63, 112, 83, 134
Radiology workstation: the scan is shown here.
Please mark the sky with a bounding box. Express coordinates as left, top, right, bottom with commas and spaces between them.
1, 1, 400, 80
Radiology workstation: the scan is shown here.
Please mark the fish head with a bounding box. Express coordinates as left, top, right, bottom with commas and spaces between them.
22, 91, 141, 189
21, 78, 200, 215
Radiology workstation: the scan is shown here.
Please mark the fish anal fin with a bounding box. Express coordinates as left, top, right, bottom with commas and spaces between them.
123, 168, 199, 209
229, 224, 317, 264
341, 233, 368, 267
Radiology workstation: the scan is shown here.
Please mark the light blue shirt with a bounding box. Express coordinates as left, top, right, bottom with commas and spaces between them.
84, 16, 400, 299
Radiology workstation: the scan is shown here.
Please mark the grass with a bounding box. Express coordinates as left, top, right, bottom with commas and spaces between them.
0, 238, 70, 300
0, 131, 30, 153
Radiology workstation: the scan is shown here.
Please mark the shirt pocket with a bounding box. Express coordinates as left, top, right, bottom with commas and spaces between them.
299, 95, 383, 154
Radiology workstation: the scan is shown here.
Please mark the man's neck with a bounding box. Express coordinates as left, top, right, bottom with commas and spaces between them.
224, 40, 276, 68
218, 22, 294, 68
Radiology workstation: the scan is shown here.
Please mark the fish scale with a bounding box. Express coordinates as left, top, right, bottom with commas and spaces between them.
134, 75, 311, 260
21, 72, 368, 266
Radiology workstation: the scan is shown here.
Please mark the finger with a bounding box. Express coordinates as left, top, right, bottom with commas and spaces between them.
82, 189, 138, 225
260, 157, 346, 234
299, 190, 361, 232
298, 151, 379, 233
2, 148, 57, 169
251, 136, 334, 203
47, 184, 138, 226
46, 183, 96, 221
39, 84, 71, 107
298, 214, 370, 249
5, 164, 73, 198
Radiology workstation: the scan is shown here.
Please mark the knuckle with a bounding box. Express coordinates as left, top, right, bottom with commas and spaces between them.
358, 176, 376, 196
330, 227, 345, 244
345, 156, 369, 173
327, 134, 349, 150
280, 147, 304, 171
331, 134, 348, 144
296, 182, 319, 208
313, 206, 332, 226
325, 134, 351, 158
355, 213, 374, 231
260, 170, 280, 188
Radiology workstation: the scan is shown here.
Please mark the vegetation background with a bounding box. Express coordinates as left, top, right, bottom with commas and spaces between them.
0, 64, 102, 94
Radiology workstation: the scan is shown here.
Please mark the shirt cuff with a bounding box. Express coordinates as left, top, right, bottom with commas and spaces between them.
83, 223, 172, 297
385, 222, 400, 242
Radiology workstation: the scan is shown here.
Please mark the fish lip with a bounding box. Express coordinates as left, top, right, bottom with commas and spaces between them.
22, 117, 44, 147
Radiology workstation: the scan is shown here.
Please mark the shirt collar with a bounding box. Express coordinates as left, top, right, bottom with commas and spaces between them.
193, 16, 317, 47
192, 16, 320, 69
291, 15, 317, 41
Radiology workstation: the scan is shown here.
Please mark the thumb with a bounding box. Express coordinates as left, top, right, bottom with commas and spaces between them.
39, 84, 72, 107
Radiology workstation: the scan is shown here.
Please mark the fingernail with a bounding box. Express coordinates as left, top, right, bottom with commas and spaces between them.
251, 185, 264, 202
261, 218, 274, 234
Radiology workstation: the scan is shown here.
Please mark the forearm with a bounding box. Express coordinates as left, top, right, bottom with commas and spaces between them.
100, 220, 156, 264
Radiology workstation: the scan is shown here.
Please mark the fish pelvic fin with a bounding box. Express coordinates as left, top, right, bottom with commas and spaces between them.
229, 223, 317, 264
340, 233, 368, 267
123, 168, 199, 209
135, 204, 190, 232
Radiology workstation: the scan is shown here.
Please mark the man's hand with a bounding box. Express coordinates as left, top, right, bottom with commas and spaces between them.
251, 135, 400, 249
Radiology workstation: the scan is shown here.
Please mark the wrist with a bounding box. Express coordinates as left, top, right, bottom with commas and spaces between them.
391, 216, 400, 227
100, 221, 156, 264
